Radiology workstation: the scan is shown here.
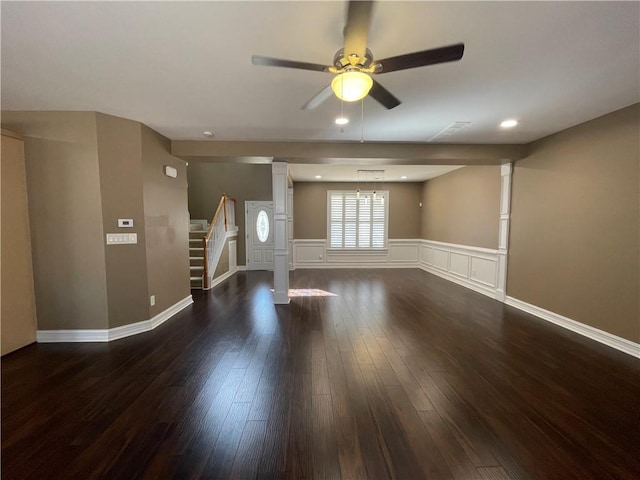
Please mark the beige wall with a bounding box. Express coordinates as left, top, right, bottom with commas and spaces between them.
420, 166, 501, 249
2, 112, 110, 330
187, 162, 272, 265
96, 114, 149, 328
508, 104, 639, 343
293, 181, 422, 239
2, 111, 191, 332
1, 131, 37, 354
141, 125, 190, 317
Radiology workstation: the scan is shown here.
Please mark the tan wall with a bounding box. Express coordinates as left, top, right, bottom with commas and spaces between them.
96, 114, 149, 328
2, 112, 109, 330
141, 126, 190, 317
420, 166, 501, 249
293, 181, 422, 239
187, 163, 272, 265
1, 131, 37, 354
508, 104, 639, 343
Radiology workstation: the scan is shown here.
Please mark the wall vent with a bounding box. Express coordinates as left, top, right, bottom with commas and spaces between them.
429, 121, 471, 142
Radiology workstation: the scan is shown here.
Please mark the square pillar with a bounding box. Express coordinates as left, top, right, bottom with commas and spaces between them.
272, 162, 290, 304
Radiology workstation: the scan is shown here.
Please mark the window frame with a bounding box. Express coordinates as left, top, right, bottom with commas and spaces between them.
326, 190, 390, 251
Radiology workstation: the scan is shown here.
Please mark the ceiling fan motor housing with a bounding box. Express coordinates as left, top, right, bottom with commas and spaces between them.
333, 48, 374, 70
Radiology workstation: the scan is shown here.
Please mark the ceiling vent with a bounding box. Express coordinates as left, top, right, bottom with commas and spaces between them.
429, 121, 471, 142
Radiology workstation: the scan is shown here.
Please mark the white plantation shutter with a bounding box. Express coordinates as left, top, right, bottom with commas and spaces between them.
328, 191, 388, 249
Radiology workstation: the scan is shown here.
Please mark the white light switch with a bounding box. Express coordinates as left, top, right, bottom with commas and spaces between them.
106, 233, 138, 245
118, 219, 133, 228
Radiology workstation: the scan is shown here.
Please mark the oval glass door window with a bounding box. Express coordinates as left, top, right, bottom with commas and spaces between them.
256, 210, 269, 243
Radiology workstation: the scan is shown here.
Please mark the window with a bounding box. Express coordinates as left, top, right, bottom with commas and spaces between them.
256, 210, 269, 243
328, 190, 389, 249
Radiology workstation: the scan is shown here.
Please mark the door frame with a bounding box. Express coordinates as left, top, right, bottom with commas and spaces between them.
245, 200, 274, 270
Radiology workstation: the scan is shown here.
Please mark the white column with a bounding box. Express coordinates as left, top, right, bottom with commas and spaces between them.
287, 186, 294, 271
272, 162, 290, 304
496, 163, 513, 302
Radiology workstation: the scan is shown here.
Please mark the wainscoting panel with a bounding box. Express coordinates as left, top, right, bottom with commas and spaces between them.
432, 248, 449, 271
293, 240, 325, 265
389, 242, 419, 263
471, 256, 498, 287
449, 252, 469, 278
293, 239, 418, 268
418, 240, 499, 299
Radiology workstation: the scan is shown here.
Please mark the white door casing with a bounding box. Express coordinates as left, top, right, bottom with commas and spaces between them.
246, 201, 274, 270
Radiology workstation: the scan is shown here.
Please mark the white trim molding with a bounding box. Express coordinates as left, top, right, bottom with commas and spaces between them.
37, 295, 194, 343
505, 296, 640, 359
418, 240, 500, 299
496, 163, 513, 302
272, 162, 290, 304
207, 268, 237, 290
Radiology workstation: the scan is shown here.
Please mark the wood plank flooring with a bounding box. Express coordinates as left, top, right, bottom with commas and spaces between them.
2, 269, 639, 479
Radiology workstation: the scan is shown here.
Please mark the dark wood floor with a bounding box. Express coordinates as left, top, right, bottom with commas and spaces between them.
2, 269, 639, 479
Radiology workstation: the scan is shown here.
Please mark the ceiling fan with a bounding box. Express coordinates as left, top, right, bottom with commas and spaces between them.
251, 0, 464, 110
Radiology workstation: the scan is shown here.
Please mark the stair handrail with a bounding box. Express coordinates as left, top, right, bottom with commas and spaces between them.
202, 194, 236, 289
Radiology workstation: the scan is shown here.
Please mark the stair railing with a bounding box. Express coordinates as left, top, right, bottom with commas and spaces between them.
202, 194, 237, 289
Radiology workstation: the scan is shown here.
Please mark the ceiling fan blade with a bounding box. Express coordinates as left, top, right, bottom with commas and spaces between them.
251, 55, 330, 73
302, 85, 334, 110
376, 43, 465, 73
344, 0, 374, 60
369, 80, 401, 109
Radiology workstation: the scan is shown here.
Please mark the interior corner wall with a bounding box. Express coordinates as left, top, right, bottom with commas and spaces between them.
293, 181, 423, 239
508, 104, 640, 343
420, 166, 501, 249
1, 111, 109, 330
96, 113, 150, 329
186, 162, 272, 266
1, 131, 37, 354
141, 125, 190, 317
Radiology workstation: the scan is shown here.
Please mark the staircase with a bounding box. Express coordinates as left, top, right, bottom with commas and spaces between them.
189, 220, 208, 289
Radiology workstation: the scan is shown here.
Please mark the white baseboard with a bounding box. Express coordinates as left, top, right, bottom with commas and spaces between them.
37, 295, 194, 343
505, 296, 640, 358
237, 265, 247, 271
205, 268, 237, 290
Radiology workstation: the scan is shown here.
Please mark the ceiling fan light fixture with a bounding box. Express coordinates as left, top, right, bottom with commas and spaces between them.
331, 71, 373, 102
335, 116, 349, 125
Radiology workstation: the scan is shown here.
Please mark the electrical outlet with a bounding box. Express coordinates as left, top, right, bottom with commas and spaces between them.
150, 295, 156, 306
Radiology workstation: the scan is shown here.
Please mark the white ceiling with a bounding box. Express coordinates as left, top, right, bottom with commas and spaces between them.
288, 164, 463, 182
2, 1, 638, 146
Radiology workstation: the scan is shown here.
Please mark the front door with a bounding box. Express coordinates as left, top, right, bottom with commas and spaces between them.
246, 201, 274, 270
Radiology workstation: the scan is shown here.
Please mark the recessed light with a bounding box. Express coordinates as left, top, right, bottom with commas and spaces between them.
315, 175, 322, 179
500, 119, 518, 128
400, 175, 408, 180
203, 131, 214, 137
335, 117, 349, 125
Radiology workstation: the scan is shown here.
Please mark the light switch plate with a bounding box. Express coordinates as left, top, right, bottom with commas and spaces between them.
118, 219, 133, 228
106, 233, 137, 245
